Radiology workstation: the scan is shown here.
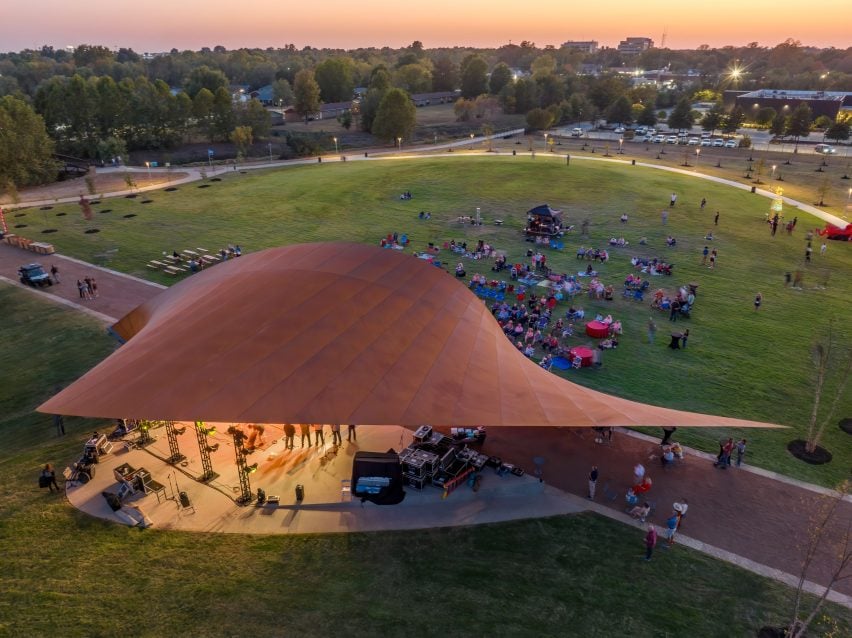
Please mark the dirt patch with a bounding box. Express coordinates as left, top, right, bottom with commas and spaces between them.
210, 178, 222, 182
141, 200, 153, 204
39, 206, 52, 210
14, 213, 26, 217
42, 229, 58, 234
123, 214, 137, 219
165, 187, 179, 192
56, 213, 66, 217
839, 418, 852, 435
99, 209, 112, 214
198, 184, 211, 189
125, 194, 137, 199
84, 228, 100, 234
14, 224, 27, 228
787, 439, 833, 464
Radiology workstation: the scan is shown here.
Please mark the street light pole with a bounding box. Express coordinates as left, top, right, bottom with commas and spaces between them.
145, 161, 151, 183
695, 148, 700, 166
771, 164, 777, 180
333, 137, 338, 154
543, 133, 548, 151
618, 137, 624, 155
397, 137, 402, 151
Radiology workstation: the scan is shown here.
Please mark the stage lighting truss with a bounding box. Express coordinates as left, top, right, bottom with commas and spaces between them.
193, 421, 218, 482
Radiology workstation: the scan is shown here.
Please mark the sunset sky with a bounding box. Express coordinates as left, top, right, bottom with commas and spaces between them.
3, 0, 850, 52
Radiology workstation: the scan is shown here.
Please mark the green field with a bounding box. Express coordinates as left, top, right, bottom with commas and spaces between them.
13, 156, 851, 487
2, 287, 850, 636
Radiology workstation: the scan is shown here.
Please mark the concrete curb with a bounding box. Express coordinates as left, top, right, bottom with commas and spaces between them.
56, 253, 167, 290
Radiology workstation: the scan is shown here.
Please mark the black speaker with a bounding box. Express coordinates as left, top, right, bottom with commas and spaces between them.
179, 491, 191, 508
295, 484, 304, 502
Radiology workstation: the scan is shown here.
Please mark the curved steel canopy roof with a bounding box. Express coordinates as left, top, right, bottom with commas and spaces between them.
39, 242, 780, 429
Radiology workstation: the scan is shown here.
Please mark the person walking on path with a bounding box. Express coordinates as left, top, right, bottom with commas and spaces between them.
660, 427, 677, 445
681, 329, 689, 349
643, 524, 658, 561
299, 423, 311, 447
90, 277, 98, 298
40, 463, 59, 492
50, 264, 60, 283
588, 465, 598, 500
647, 318, 657, 344
633, 463, 646, 485
735, 439, 747, 467
347, 424, 357, 442
283, 423, 296, 450
312, 423, 325, 446
714, 211, 719, 226
754, 292, 762, 311
674, 500, 688, 530
331, 423, 342, 446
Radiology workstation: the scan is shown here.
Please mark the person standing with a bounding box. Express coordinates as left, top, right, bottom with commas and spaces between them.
588, 465, 598, 500
820, 243, 827, 256
663, 512, 679, 548
644, 524, 657, 561
331, 423, 342, 446
647, 317, 657, 344
735, 439, 747, 467
77, 280, 88, 299
701, 246, 709, 265
670, 192, 677, 207
681, 329, 689, 349
661, 427, 677, 445
709, 249, 717, 270
674, 500, 689, 530
283, 423, 296, 450
754, 292, 762, 311
299, 423, 311, 447
805, 243, 812, 263
633, 463, 646, 485
312, 423, 325, 446
347, 424, 357, 442
90, 277, 98, 298
53, 414, 65, 436
50, 264, 60, 283
714, 211, 719, 226
715, 438, 734, 468
41, 464, 59, 492
700, 197, 706, 210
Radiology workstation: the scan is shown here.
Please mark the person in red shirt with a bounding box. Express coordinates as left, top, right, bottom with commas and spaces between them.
644, 524, 657, 561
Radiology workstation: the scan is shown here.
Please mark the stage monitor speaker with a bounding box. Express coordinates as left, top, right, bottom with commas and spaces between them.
295, 484, 304, 502
179, 491, 191, 508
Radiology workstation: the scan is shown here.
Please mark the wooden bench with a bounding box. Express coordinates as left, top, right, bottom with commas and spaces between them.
201, 254, 219, 264
146, 262, 159, 270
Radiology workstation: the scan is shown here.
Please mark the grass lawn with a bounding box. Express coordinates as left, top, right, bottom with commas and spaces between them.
2, 288, 850, 636
11, 156, 852, 488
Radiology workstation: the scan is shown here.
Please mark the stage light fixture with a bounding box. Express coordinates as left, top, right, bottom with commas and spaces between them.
244, 463, 258, 475
174, 426, 186, 435
206, 443, 220, 453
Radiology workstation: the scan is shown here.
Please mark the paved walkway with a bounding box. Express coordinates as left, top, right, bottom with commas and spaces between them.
4, 156, 851, 608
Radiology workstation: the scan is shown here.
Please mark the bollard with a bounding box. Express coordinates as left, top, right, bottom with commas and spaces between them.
365, 152, 368, 157
751, 186, 756, 193
566, 154, 570, 166
512, 149, 516, 156
631, 159, 636, 166
318, 157, 322, 163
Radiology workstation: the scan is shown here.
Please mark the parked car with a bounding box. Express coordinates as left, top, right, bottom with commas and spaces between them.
687, 138, 701, 145
570, 128, 584, 137
635, 127, 647, 136
643, 135, 655, 142
724, 139, 738, 148
666, 136, 678, 144
814, 144, 837, 155
701, 132, 712, 139
712, 138, 725, 147
614, 126, 626, 134
700, 138, 713, 147
18, 263, 53, 287
653, 135, 665, 143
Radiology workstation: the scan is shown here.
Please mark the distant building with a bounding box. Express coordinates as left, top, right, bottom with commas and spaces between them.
617, 37, 654, 55
729, 89, 852, 121
579, 63, 603, 76
250, 85, 275, 105
561, 40, 599, 53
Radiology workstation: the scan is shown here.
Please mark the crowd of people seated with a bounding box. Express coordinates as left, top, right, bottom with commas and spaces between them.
631, 256, 673, 276
609, 237, 629, 247
399, 190, 413, 200
417, 211, 431, 220
651, 286, 696, 317
380, 232, 409, 249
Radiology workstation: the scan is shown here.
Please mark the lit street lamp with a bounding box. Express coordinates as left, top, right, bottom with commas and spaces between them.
333, 137, 338, 154
695, 148, 701, 165
771, 164, 777, 180
145, 161, 151, 182
618, 137, 624, 154
543, 132, 548, 151
397, 136, 402, 151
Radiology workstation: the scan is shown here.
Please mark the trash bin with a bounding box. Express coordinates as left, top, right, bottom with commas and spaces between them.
179, 491, 191, 508
295, 484, 304, 502
631, 159, 636, 166
751, 186, 756, 193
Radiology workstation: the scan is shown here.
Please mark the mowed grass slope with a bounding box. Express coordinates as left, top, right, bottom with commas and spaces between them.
15, 156, 852, 486
1, 289, 850, 636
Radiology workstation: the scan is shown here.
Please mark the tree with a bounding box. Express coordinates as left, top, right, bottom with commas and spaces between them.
770, 112, 787, 137
230, 126, 253, 159
432, 55, 459, 92
530, 54, 556, 77
460, 55, 488, 99
95, 136, 127, 164
536, 74, 565, 109
667, 97, 695, 131
826, 121, 850, 143
755, 107, 777, 127
606, 95, 632, 124
721, 106, 746, 134
786, 103, 813, 151
240, 99, 271, 138
454, 98, 475, 122
512, 77, 538, 113
293, 69, 321, 123
184, 65, 228, 98
0, 95, 58, 188
701, 104, 724, 134
210, 86, 236, 141
526, 108, 554, 131
489, 63, 513, 95
813, 115, 833, 131
803, 327, 852, 455
371, 88, 416, 142
637, 103, 657, 126
271, 79, 294, 106
314, 58, 355, 103
359, 68, 391, 133
394, 63, 433, 94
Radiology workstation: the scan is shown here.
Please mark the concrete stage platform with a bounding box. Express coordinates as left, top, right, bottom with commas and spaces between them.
66, 425, 584, 535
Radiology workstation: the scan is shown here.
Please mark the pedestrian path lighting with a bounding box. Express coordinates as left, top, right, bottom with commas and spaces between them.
333, 137, 338, 153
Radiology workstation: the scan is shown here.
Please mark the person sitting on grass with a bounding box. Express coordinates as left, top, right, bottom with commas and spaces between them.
455, 263, 466, 278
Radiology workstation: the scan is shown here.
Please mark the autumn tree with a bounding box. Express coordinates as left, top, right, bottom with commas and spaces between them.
489, 63, 513, 95
230, 126, 254, 160
786, 103, 812, 151
293, 69, 321, 123
371, 88, 416, 142
184, 65, 229, 98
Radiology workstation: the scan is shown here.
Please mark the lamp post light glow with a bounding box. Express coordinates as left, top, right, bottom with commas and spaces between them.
695, 148, 700, 165
771, 164, 777, 180
145, 161, 151, 182
397, 136, 402, 151
543, 132, 548, 151
618, 137, 624, 154
333, 137, 338, 154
